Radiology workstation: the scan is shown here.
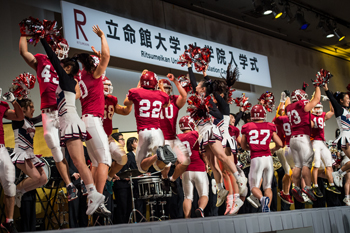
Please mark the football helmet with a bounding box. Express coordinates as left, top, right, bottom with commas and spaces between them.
140, 70, 158, 89
159, 79, 172, 94
291, 89, 308, 103
250, 104, 266, 121
102, 76, 113, 96
312, 102, 323, 116
179, 115, 196, 131
55, 39, 69, 60
91, 55, 100, 67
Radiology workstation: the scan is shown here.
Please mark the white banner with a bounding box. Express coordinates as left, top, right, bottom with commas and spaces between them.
61, 1, 271, 87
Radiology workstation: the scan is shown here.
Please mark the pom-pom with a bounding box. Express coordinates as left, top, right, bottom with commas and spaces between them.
227, 87, 236, 104
312, 69, 333, 87
234, 93, 252, 112
177, 44, 211, 72
258, 91, 275, 112
19, 17, 63, 49
177, 75, 193, 94
9, 72, 36, 98
187, 94, 213, 122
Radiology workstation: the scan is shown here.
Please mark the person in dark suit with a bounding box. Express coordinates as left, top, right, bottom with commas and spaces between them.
65, 147, 88, 228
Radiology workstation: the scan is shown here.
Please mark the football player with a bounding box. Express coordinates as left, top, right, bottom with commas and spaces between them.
19, 36, 77, 201
0, 90, 24, 233
77, 25, 111, 216
241, 104, 283, 212
178, 116, 209, 218
158, 75, 190, 195
102, 76, 132, 194
311, 100, 340, 197
285, 85, 321, 203
124, 70, 176, 173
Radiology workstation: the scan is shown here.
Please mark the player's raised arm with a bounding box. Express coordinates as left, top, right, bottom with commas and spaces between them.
19, 36, 37, 70
92, 25, 110, 79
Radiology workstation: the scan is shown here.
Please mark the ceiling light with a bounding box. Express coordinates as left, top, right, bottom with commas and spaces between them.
295, 10, 309, 30
334, 28, 345, 41
318, 19, 335, 38
272, 4, 283, 19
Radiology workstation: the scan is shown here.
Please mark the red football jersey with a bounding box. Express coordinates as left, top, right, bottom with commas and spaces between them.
34, 54, 59, 110
160, 95, 179, 140
79, 69, 105, 118
103, 95, 118, 136
311, 112, 326, 141
273, 115, 292, 146
178, 131, 205, 172
285, 99, 311, 136
241, 122, 276, 159
229, 125, 240, 139
0, 101, 10, 144
128, 88, 169, 132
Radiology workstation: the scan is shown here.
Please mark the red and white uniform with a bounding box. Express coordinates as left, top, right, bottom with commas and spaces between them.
274, 115, 295, 173
285, 100, 313, 168
0, 101, 16, 197
178, 131, 209, 200
103, 94, 127, 166
160, 95, 190, 166
128, 88, 169, 173
35, 54, 62, 162
242, 122, 275, 190
79, 70, 111, 167
311, 113, 332, 168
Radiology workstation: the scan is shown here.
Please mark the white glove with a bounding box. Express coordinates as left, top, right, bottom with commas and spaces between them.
321, 95, 329, 101
211, 179, 217, 194
280, 91, 286, 103
2, 92, 15, 103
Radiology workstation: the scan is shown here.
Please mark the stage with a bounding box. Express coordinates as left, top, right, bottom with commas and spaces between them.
32, 206, 350, 233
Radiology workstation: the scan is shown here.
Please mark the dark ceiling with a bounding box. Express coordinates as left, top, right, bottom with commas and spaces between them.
162, 0, 350, 61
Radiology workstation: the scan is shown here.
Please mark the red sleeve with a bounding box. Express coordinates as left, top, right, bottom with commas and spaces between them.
128, 88, 136, 101
161, 91, 170, 105
112, 95, 118, 105
300, 99, 309, 107
1, 102, 10, 111
241, 124, 248, 135
269, 122, 277, 132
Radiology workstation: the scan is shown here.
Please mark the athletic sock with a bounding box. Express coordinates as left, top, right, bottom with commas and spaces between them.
313, 184, 318, 188
6, 218, 13, 223
66, 182, 73, 188
169, 176, 175, 182
329, 183, 335, 186
234, 193, 240, 199
85, 184, 97, 194
217, 183, 224, 191
107, 176, 113, 182
233, 171, 239, 180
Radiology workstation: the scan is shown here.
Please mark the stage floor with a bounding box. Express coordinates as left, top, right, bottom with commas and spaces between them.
33, 206, 350, 233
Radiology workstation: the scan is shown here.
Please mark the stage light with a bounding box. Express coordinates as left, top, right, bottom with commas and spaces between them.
272, 4, 283, 19
318, 19, 335, 38
334, 28, 345, 41
295, 10, 309, 30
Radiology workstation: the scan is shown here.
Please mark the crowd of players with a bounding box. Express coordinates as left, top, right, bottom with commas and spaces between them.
0, 23, 349, 233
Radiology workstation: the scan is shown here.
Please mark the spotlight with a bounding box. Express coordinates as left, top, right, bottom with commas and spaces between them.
318, 19, 335, 38
263, 1, 274, 15
272, 4, 283, 19
295, 10, 309, 30
334, 28, 345, 41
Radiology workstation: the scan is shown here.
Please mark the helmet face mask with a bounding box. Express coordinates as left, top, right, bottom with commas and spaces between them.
312, 103, 323, 116
179, 115, 195, 131
102, 76, 113, 96
291, 89, 308, 103
250, 104, 267, 121
55, 39, 69, 60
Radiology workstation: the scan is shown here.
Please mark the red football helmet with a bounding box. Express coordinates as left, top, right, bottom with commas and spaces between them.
291, 89, 308, 103
179, 115, 196, 131
102, 76, 113, 96
159, 79, 172, 94
140, 70, 158, 89
55, 38, 69, 60
312, 102, 323, 116
250, 104, 267, 121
